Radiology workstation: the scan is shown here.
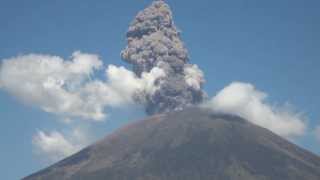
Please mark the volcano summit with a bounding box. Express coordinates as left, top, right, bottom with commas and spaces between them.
24, 107, 320, 180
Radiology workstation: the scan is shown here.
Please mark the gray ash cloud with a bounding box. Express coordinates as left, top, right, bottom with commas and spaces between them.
121, 0, 206, 115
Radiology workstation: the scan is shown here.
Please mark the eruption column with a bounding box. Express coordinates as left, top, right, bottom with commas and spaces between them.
121, 0, 206, 115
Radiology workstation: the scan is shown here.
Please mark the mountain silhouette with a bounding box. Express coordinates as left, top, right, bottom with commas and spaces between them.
24, 107, 320, 180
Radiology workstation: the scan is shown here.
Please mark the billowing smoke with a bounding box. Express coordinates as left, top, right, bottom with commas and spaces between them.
121, 0, 206, 115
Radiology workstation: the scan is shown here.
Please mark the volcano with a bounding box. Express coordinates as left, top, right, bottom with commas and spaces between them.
24, 107, 320, 180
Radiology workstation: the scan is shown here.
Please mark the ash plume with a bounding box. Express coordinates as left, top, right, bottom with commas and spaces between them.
121, 0, 206, 115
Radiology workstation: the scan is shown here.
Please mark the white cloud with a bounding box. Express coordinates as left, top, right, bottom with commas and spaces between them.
32, 128, 91, 162
184, 64, 205, 90
0, 52, 165, 121
204, 82, 306, 138
101, 65, 165, 106
0, 51, 103, 120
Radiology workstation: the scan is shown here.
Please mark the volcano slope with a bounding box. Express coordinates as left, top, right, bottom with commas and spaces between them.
24, 107, 320, 180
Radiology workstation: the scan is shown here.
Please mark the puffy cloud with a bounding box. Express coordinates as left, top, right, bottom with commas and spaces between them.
74, 65, 166, 120
32, 128, 91, 162
101, 65, 166, 106
184, 64, 205, 90
204, 82, 306, 138
0, 52, 165, 121
0, 51, 104, 120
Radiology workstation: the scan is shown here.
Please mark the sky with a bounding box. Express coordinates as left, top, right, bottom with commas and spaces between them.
0, 0, 319, 179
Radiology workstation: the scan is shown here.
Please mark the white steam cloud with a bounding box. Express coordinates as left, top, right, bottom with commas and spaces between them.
184, 64, 205, 90
32, 128, 91, 162
204, 82, 306, 138
0, 52, 165, 121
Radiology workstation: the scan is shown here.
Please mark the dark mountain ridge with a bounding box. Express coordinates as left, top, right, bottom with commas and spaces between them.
24, 107, 320, 180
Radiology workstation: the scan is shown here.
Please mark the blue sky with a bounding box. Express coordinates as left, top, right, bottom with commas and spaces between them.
0, 0, 319, 179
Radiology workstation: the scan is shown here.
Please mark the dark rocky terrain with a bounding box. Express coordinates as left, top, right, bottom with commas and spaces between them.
24, 107, 320, 180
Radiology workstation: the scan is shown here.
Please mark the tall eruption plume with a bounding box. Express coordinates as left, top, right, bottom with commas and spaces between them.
121, 0, 206, 115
